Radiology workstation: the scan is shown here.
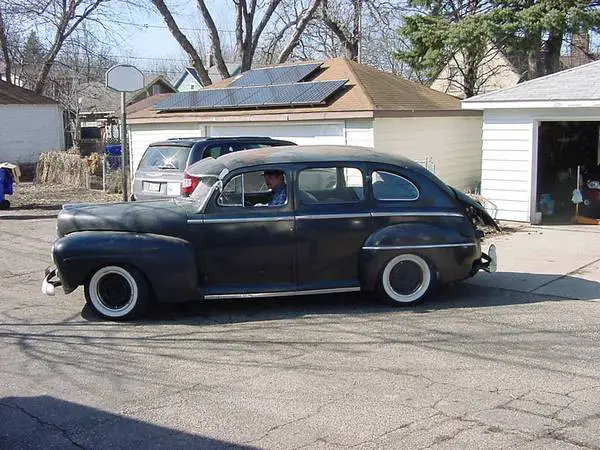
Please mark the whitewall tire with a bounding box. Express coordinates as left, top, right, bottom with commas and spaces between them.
378, 254, 434, 305
84, 265, 149, 320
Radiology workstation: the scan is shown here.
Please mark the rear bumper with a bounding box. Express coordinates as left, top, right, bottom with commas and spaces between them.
469, 244, 497, 276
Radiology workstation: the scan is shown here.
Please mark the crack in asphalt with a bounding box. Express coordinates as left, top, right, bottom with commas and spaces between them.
0, 401, 86, 449
530, 258, 600, 296
242, 399, 338, 446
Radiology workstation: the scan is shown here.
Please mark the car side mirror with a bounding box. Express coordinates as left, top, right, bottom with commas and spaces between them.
215, 180, 223, 193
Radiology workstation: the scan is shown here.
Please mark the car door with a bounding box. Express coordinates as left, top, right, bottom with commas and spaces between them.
200, 166, 296, 295
294, 163, 373, 290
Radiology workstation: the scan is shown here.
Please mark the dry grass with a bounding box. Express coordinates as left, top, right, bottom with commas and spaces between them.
2, 183, 122, 217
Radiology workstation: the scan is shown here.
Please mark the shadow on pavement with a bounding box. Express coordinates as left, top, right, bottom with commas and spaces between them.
0, 395, 255, 449
77, 271, 599, 325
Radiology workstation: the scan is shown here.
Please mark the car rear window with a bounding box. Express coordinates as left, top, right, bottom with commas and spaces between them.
138, 145, 191, 171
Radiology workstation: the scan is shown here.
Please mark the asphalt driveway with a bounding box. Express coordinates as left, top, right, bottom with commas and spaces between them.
1, 215, 599, 449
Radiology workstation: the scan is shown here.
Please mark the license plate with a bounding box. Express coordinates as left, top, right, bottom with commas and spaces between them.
167, 182, 181, 196
144, 182, 161, 192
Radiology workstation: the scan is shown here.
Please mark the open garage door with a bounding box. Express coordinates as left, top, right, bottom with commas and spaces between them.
536, 121, 600, 224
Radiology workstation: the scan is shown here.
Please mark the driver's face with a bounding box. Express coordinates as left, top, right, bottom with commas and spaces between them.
263, 173, 283, 190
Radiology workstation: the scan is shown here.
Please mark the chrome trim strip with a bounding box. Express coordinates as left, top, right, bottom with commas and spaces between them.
296, 213, 371, 220
200, 216, 293, 224
204, 286, 361, 300
363, 243, 476, 250
187, 219, 204, 224
370, 211, 464, 218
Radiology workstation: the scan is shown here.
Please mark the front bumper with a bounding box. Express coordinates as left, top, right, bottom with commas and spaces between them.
42, 266, 62, 296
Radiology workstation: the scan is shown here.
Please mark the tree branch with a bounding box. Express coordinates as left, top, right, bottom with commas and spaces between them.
152, 0, 211, 85
278, 0, 322, 62
197, 0, 230, 79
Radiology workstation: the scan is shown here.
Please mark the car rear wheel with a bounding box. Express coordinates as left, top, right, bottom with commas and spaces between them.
378, 254, 434, 305
84, 265, 149, 320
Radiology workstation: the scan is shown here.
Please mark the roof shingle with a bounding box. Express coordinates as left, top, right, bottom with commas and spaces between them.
464, 59, 600, 103
0, 80, 57, 105
128, 58, 465, 123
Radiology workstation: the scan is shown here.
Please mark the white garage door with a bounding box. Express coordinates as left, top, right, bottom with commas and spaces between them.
208, 122, 345, 146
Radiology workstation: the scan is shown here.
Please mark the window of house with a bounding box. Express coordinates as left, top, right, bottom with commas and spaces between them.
371, 171, 419, 201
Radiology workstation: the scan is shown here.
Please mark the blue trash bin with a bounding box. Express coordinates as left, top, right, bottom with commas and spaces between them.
0, 167, 14, 209
104, 144, 122, 169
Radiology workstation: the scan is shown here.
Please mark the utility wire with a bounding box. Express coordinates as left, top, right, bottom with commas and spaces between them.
110, 18, 237, 34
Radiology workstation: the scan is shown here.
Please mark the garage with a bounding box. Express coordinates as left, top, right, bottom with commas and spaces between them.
462, 60, 600, 223
127, 58, 483, 191
0, 80, 65, 166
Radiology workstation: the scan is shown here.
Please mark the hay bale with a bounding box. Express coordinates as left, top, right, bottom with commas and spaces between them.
36, 151, 89, 187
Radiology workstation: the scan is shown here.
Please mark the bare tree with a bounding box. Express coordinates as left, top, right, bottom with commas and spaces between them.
277, 0, 322, 62
151, 0, 212, 85
0, 2, 12, 83
2, 0, 147, 94
152, 0, 323, 81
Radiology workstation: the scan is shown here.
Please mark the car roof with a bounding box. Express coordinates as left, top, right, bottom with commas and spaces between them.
149, 136, 293, 146
215, 145, 425, 172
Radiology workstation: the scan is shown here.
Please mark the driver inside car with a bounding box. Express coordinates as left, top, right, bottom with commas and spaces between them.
254, 169, 287, 207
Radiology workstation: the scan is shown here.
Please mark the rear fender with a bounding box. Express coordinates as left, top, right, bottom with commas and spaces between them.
360, 222, 481, 290
53, 231, 196, 303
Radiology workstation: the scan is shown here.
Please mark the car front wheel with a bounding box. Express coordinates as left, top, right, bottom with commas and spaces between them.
84, 265, 149, 320
378, 254, 434, 305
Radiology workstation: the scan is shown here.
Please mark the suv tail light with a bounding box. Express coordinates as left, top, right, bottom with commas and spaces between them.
181, 172, 199, 197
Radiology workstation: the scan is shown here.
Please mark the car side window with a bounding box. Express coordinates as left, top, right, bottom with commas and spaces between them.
371, 170, 419, 201
217, 170, 285, 207
298, 167, 364, 204
204, 144, 234, 160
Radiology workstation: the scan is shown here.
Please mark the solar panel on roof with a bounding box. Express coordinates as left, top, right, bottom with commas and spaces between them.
229, 63, 322, 87
241, 83, 314, 107
213, 88, 260, 108
291, 80, 347, 105
154, 79, 347, 111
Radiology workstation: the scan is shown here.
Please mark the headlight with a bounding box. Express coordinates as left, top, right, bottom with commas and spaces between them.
587, 180, 600, 189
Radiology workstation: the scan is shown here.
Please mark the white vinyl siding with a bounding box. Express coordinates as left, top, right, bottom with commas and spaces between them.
479, 112, 534, 222
0, 104, 64, 163
345, 119, 374, 147
129, 123, 204, 173
373, 116, 483, 191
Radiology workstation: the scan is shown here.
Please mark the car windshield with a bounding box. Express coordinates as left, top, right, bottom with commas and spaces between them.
138, 145, 190, 171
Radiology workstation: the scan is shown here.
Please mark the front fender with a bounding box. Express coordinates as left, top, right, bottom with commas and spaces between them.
53, 231, 196, 303
360, 221, 481, 290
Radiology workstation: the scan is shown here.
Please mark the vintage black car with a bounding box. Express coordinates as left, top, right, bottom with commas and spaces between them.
42, 146, 498, 320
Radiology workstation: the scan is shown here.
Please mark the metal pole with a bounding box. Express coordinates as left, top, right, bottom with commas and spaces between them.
102, 153, 106, 191
120, 92, 129, 202
575, 165, 581, 217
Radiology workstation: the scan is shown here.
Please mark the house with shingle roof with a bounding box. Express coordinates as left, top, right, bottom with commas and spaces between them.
462, 59, 600, 223
0, 80, 66, 165
174, 63, 242, 92
128, 58, 484, 190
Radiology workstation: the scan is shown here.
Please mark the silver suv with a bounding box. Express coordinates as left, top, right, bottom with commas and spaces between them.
132, 137, 296, 200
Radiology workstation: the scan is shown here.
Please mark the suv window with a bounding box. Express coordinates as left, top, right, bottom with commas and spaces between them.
371, 170, 419, 201
138, 145, 190, 170
298, 167, 364, 204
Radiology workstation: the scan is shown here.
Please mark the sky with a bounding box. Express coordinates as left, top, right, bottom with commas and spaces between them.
108, 0, 237, 78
